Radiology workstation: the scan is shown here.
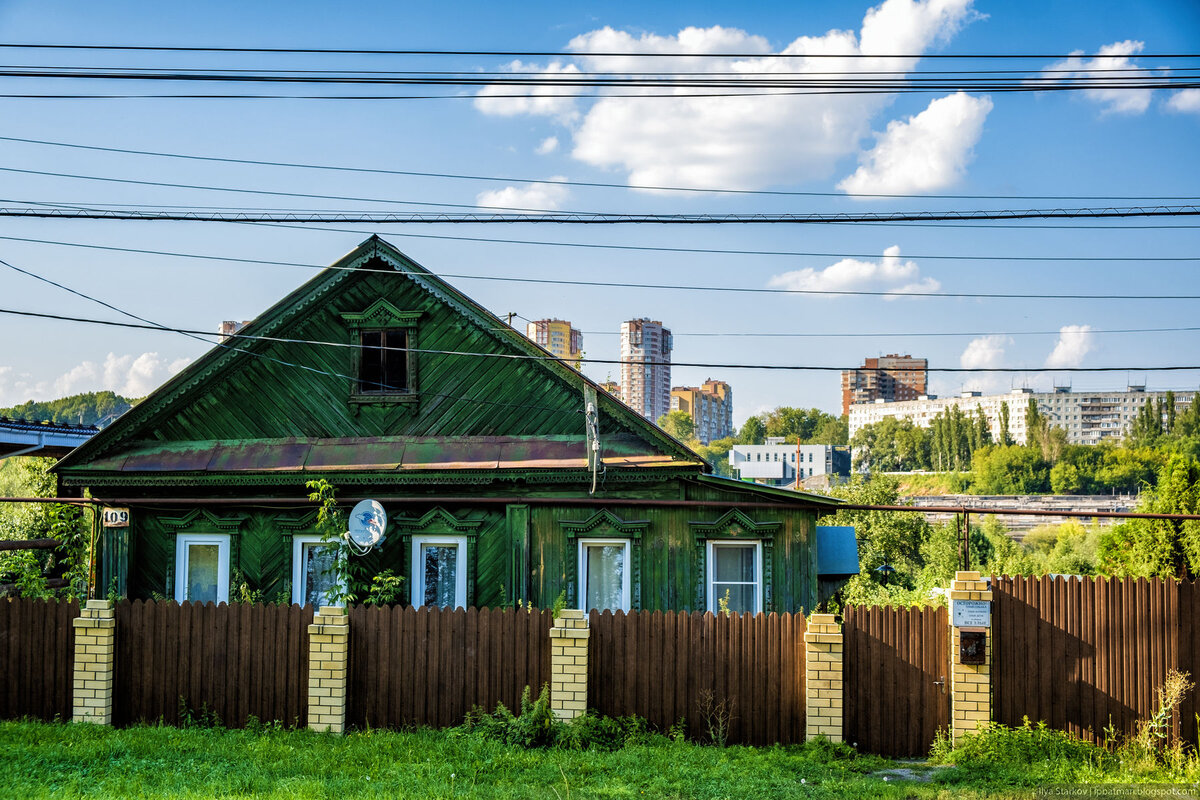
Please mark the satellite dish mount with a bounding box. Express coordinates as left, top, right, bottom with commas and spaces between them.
345, 499, 387, 556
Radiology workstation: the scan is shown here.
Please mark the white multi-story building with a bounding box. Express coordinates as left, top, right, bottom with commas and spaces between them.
848, 386, 1194, 446
729, 438, 851, 487
620, 319, 672, 422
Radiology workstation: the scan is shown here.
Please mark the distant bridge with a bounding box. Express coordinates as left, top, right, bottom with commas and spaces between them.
902, 494, 1139, 538
0, 417, 98, 459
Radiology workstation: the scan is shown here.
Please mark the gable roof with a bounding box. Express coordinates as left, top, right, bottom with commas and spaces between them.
56, 237, 704, 478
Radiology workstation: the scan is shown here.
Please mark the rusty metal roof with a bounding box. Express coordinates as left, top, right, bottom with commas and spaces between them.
75, 433, 696, 474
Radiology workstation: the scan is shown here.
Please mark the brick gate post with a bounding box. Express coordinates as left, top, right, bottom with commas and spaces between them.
949, 571, 992, 742
307, 605, 349, 733
804, 612, 844, 742
549, 609, 589, 719
72, 599, 116, 725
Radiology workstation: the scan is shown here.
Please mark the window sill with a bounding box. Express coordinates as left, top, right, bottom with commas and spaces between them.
350, 392, 418, 406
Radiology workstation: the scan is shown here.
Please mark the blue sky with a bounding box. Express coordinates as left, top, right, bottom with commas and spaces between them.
0, 0, 1197, 424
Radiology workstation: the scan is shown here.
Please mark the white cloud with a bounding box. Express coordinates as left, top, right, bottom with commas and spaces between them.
473, 60, 583, 123
1045, 40, 1152, 115
1045, 325, 1095, 368
1166, 89, 1200, 114
474, 0, 978, 191
0, 352, 182, 407
536, 136, 560, 154
960, 335, 1009, 369
838, 92, 992, 194
767, 245, 940, 297
476, 178, 570, 212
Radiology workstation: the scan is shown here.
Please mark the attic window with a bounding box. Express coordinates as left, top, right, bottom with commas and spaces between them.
340, 300, 422, 404
360, 329, 408, 393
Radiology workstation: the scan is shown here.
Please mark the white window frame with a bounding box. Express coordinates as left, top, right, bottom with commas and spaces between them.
174, 533, 230, 604
291, 535, 346, 608
705, 539, 763, 615
411, 534, 468, 609
577, 538, 631, 612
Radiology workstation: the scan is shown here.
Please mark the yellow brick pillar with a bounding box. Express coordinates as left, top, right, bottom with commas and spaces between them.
950, 570, 992, 742
549, 609, 589, 720
804, 613, 844, 742
72, 599, 116, 725
307, 605, 349, 733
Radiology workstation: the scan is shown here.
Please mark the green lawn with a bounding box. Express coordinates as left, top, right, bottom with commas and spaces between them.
2, 719, 1194, 799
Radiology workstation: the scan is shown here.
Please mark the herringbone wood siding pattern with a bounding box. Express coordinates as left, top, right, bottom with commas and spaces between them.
0, 598, 77, 721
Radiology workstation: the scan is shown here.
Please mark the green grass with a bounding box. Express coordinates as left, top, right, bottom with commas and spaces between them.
4, 718, 1198, 799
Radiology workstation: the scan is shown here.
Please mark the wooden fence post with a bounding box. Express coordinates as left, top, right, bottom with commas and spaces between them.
71, 599, 116, 725
550, 609, 589, 719
307, 605, 349, 733
950, 570, 992, 742
804, 612, 843, 742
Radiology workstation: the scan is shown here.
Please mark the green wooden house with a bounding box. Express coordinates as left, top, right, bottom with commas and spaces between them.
55, 237, 850, 613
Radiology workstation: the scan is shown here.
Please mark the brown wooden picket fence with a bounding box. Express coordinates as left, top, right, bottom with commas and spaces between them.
347, 605, 554, 730
588, 609, 807, 745
992, 575, 1200, 745
112, 599, 312, 727
843, 604, 949, 757
0, 597, 77, 721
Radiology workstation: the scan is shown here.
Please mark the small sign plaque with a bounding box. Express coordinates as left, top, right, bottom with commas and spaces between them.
953, 599, 991, 628
102, 507, 130, 528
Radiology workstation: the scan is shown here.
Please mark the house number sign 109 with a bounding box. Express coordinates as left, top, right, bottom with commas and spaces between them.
102, 508, 130, 528
953, 599, 991, 628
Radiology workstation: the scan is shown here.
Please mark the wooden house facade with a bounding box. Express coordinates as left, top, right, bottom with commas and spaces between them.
55, 237, 849, 613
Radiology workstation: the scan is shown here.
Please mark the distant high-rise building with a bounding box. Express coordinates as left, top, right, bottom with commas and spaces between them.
840, 354, 927, 416
218, 320, 251, 342
620, 319, 672, 422
670, 379, 734, 444
524, 319, 583, 369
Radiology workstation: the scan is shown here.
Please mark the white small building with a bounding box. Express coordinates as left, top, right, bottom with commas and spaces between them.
729, 438, 851, 488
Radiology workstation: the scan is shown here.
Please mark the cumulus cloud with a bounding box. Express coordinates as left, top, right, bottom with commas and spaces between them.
960, 335, 1009, 369
838, 92, 992, 194
0, 352, 188, 407
1044, 40, 1152, 115
474, 0, 978, 190
766, 245, 940, 297
476, 178, 570, 212
473, 60, 583, 123
1045, 325, 1095, 368
536, 136, 560, 154
1167, 89, 1200, 114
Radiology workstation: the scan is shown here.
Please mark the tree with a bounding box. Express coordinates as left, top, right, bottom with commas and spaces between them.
738, 416, 766, 445
694, 437, 736, 477
1166, 390, 1178, 434
850, 417, 929, 473
970, 445, 1050, 494
657, 410, 696, 443
998, 401, 1014, 446
1128, 399, 1165, 447
1098, 455, 1200, 579
810, 414, 849, 445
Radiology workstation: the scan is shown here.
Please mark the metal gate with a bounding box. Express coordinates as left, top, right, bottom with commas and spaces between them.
843, 604, 950, 757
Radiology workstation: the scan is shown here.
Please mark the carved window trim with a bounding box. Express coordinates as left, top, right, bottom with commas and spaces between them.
392, 508, 484, 608
340, 300, 423, 405
689, 509, 781, 613
559, 510, 648, 611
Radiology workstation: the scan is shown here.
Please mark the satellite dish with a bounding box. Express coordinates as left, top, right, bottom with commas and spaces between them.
346, 499, 387, 554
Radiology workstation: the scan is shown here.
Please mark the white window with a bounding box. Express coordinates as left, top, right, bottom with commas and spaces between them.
706, 540, 762, 615
174, 534, 230, 604
291, 535, 345, 607
578, 539, 631, 612
412, 535, 467, 609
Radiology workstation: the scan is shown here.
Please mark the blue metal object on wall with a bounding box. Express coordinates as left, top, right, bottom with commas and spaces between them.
816, 525, 860, 578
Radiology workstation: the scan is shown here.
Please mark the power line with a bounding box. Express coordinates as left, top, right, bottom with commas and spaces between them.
4, 306, 1199, 375
10, 306, 1200, 343
4, 134, 1194, 202
2, 235, 1196, 300
1, 206, 1197, 223
2, 44, 1197, 59
4, 231, 1197, 267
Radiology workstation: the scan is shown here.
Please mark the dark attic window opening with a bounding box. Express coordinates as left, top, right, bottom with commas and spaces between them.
360, 329, 409, 394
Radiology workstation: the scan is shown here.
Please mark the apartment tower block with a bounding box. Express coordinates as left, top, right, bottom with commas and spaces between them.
620, 319, 672, 422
